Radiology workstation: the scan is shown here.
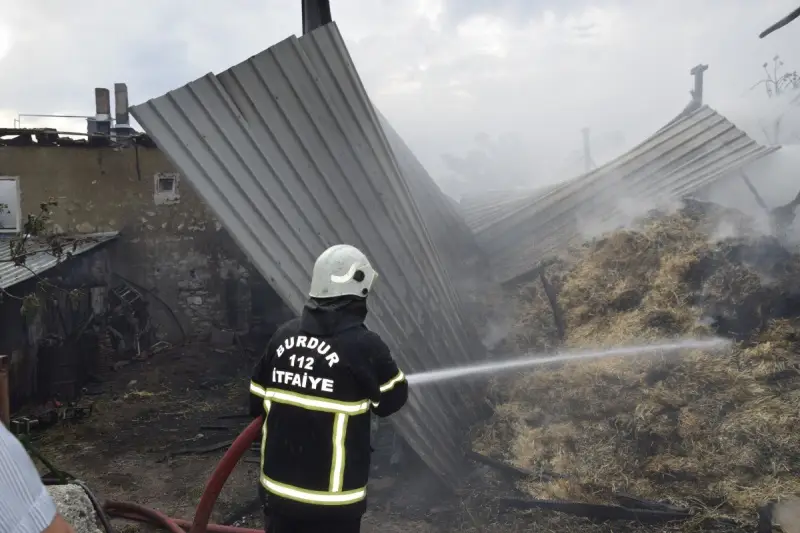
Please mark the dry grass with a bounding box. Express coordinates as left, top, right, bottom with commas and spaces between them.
474, 201, 800, 524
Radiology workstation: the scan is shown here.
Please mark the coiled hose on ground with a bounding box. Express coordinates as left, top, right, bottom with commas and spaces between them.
103, 416, 264, 533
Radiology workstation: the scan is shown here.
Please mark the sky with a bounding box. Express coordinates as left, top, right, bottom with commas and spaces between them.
0, 0, 799, 197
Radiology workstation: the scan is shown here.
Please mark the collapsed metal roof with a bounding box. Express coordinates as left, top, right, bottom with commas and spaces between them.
459, 186, 560, 233
376, 113, 487, 295
130, 23, 487, 483
0, 232, 118, 289
470, 105, 780, 285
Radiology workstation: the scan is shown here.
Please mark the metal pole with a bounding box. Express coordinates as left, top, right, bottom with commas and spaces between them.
760, 6, 800, 38
18, 114, 93, 119
16, 114, 94, 130
0, 355, 10, 427
302, 0, 332, 34
581, 128, 593, 172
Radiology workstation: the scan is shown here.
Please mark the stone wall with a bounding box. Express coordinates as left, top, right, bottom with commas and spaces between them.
0, 144, 290, 339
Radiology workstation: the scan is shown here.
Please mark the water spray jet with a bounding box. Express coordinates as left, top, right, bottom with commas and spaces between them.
406, 337, 730, 386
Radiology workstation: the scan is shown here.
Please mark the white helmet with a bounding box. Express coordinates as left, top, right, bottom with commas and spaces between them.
308, 244, 379, 299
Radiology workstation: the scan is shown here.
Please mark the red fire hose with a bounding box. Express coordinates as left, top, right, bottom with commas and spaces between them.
104, 416, 265, 533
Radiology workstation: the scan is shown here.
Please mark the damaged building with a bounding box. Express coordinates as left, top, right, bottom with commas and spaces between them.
0, 85, 293, 355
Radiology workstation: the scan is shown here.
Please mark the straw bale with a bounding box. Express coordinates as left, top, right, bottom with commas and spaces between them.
475, 200, 800, 524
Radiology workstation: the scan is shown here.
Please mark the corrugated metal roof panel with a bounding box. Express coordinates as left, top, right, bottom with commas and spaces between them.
377, 114, 485, 288
130, 23, 486, 484
459, 185, 561, 233
471, 106, 779, 284
377, 117, 492, 327
0, 232, 118, 289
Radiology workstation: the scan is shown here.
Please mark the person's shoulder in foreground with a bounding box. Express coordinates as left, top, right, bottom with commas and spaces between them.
0, 423, 74, 533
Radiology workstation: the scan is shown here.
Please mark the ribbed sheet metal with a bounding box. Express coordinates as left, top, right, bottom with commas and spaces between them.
377, 114, 485, 289
0, 232, 118, 289
459, 185, 560, 233
130, 23, 485, 484
472, 106, 779, 284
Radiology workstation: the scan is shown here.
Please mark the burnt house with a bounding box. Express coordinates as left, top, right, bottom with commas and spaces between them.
0, 85, 292, 351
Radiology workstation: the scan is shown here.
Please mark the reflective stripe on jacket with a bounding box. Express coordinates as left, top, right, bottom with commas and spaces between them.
249, 304, 408, 520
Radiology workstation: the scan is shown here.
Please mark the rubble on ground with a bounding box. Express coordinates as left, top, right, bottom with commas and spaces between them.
474, 199, 800, 525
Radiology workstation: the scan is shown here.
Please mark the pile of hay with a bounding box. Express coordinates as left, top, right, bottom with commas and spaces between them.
474, 201, 800, 521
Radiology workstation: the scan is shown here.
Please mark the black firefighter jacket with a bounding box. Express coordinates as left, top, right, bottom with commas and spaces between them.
249, 297, 409, 520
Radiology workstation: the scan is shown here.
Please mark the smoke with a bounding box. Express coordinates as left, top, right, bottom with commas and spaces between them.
481, 319, 512, 351
716, 87, 800, 146
575, 189, 685, 240
708, 217, 745, 242
439, 132, 550, 199
702, 145, 800, 214
695, 88, 800, 242
439, 128, 630, 201
574, 195, 645, 240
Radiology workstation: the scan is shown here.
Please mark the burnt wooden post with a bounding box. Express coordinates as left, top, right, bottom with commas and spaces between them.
539, 271, 566, 341
0, 355, 10, 427
740, 171, 770, 214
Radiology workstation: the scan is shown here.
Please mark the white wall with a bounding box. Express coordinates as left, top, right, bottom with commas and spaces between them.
0, 177, 19, 232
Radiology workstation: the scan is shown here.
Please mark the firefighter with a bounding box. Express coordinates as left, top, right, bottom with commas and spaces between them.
249, 244, 409, 533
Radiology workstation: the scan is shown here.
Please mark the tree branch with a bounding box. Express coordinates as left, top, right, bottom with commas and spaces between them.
0, 198, 95, 316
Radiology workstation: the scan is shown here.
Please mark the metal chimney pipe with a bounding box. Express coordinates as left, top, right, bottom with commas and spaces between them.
690, 64, 709, 105
302, 0, 332, 34
114, 83, 129, 126
94, 88, 111, 120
